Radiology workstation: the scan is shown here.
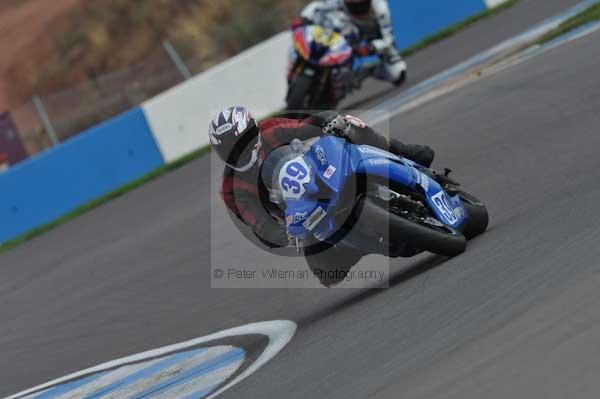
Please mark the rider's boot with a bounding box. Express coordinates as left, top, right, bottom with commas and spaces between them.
375, 46, 407, 86
389, 139, 435, 167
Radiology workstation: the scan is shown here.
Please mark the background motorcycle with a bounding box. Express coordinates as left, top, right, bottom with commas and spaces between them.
286, 24, 392, 110
265, 135, 488, 283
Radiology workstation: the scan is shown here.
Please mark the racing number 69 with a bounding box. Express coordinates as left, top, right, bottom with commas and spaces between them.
432, 191, 458, 225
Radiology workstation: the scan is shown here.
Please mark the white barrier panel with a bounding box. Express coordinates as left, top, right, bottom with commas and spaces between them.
142, 32, 291, 163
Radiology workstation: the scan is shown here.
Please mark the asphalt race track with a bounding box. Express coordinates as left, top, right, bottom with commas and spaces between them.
2, 0, 600, 397
340, 0, 583, 110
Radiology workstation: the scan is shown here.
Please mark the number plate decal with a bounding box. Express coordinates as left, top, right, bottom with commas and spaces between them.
279, 157, 312, 200
431, 191, 458, 225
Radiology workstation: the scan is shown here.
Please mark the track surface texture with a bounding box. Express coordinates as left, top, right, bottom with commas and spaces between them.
341, 0, 582, 110
1, 0, 598, 397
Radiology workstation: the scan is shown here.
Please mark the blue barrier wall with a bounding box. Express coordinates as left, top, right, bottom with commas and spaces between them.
0, 108, 164, 244
390, 0, 489, 50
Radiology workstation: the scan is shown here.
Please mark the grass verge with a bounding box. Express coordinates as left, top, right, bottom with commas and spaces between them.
402, 0, 520, 57
536, 2, 600, 44
0, 145, 211, 253
0, 1, 523, 253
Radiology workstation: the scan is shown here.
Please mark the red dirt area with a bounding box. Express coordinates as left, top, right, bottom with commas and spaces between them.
0, 0, 81, 112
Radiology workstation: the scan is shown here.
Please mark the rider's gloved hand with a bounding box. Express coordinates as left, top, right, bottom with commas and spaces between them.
371, 40, 404, 64
322, 115, 351, 137
371, 39, 391, 55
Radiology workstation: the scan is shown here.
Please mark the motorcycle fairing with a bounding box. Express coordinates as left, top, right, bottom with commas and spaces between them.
353, 147, 467, 228
352, 54, 382, 72
283, 137, 352, 240
282, 137, 467, 241
293, 26, 353, 67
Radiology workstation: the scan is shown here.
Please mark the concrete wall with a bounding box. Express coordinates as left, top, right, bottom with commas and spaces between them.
142, 33, 291, 163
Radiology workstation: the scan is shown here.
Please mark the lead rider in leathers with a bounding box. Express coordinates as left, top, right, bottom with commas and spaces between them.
210, 108, 434, 285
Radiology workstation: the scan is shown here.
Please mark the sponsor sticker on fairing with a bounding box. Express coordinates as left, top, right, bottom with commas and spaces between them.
368, 158, 390, 166
287, 211, 308, 226
314, 145, 327, 165
324, 165, 337, 179
357, 146, 392, 157
303, 207, 327, 231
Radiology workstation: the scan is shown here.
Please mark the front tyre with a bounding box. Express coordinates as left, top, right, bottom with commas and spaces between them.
359, 196, 467, 257
456, 191, 489, 239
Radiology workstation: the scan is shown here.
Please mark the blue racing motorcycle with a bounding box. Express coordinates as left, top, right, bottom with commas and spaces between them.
265, 134, 488, 264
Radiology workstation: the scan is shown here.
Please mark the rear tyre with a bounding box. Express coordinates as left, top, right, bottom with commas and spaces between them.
359, 197, 467, 257
286, 75, 313, 110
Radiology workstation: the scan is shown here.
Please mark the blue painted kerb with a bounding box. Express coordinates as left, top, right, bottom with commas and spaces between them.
0, 107, 164, 244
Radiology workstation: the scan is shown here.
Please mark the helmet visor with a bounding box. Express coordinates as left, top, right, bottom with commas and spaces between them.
228, 132, 262, 173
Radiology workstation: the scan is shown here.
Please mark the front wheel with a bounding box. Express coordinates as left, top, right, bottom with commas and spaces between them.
359, 196, 467, 257
456, 191, 489, 239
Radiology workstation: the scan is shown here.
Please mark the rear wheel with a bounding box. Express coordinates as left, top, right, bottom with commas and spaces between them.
286, 74, 313, 110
